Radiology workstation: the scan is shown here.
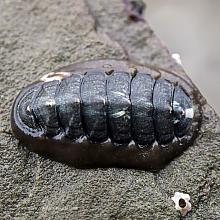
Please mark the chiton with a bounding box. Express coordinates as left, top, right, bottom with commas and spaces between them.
11, 60, 202, 170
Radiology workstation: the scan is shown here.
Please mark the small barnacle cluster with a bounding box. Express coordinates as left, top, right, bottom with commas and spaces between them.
172, 192, 192, 216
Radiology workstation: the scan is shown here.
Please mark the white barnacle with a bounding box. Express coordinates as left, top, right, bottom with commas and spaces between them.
172, 53, 182, 65
171, 192, 192, 216
41, 72, 71, 82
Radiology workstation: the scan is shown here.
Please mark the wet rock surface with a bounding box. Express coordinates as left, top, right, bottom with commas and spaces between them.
0, 0, 219, 219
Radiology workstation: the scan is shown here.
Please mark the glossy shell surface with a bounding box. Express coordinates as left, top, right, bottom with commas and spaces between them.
11, 60, 202, 170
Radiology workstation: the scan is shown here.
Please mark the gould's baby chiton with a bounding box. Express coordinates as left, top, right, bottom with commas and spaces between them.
11, 60, 202, 170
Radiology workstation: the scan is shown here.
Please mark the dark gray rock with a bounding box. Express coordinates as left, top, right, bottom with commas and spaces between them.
0, 0, 219, 219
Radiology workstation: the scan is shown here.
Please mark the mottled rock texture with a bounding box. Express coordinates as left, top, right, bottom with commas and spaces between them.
0, 0, 219, 219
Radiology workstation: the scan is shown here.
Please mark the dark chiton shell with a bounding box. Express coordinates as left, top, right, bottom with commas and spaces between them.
11, 60, 203, 171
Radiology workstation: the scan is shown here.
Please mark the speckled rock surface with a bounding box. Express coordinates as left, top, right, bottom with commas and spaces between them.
0, 0, 219, 219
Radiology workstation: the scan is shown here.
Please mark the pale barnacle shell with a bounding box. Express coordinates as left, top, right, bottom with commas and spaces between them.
171, 192, 192, 216
40, 72, 71, 82
172, 53, 182, 65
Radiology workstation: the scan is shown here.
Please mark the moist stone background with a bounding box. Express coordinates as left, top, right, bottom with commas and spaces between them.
0, 0, 219, 219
